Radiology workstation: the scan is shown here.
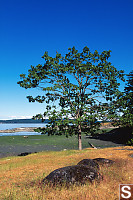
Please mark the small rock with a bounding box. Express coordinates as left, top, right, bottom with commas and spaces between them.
23, 136, 28, 138
42, 165, 102, 186
18, 152, 32, 156
77, 159, 99, 170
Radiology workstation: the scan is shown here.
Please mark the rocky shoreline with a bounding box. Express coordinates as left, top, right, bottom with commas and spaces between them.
0, 127, 37, 133
0, 124, 116, 133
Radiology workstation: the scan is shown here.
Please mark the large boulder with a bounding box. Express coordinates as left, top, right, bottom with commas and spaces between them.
42, 165, 102, 186
93, 158, 114, 166
77, 159, 99, 170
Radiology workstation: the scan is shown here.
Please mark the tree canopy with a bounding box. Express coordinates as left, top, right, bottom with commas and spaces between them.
18, 46, 124, 150
110, 71, 133, 145
123, 70, 133, 125
112, 71, 133, 126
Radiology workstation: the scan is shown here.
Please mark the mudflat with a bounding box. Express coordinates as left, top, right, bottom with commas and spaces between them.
0, 134, 124, 158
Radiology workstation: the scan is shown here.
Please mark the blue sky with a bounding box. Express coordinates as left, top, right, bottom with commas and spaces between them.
0, 0, 133, 120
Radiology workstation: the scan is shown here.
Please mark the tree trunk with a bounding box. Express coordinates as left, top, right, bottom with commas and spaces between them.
78, 124, 82, 150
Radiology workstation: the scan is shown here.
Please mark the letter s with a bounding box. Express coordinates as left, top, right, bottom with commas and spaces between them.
121, 186, 131, 199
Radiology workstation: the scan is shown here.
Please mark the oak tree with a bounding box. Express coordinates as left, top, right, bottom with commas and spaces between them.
18, 47, 124, 150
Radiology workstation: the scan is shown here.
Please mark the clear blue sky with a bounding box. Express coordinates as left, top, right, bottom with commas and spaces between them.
0, 0, 133, 120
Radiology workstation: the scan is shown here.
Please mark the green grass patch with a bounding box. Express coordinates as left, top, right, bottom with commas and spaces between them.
0, 134, 90, 149
0, 128, 120, 152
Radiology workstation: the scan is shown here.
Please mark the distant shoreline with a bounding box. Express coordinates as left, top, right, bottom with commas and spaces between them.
0, 127, 39, 133
0, 124, 116, 133
0, 119, 47, 124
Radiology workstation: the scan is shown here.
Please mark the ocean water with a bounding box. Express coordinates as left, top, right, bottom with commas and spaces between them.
0, 123, 45, 136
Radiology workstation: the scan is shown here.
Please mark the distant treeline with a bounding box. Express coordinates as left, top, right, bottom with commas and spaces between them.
0, 119, 49, 124
0, 119, 110, 124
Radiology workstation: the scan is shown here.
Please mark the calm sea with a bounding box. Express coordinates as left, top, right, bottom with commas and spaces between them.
0, 123, 46, 136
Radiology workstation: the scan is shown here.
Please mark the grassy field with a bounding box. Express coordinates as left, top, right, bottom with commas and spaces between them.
0, 146, 133, 199
0, 134, 86, 147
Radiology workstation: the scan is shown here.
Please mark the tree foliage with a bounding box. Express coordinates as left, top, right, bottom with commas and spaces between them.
18, 46, 124, 150
112, 71, 133, 144
113, 71, 133, 126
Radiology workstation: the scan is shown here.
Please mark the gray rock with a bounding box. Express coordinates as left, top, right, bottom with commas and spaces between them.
18, 152, 37, 156
93, 158, 114, 165
18, 152, 32, 156
42, 165, 102, 186
77, 159, 99, 170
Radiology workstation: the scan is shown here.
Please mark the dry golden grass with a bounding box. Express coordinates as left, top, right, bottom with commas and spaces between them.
0, 146, 133, 200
